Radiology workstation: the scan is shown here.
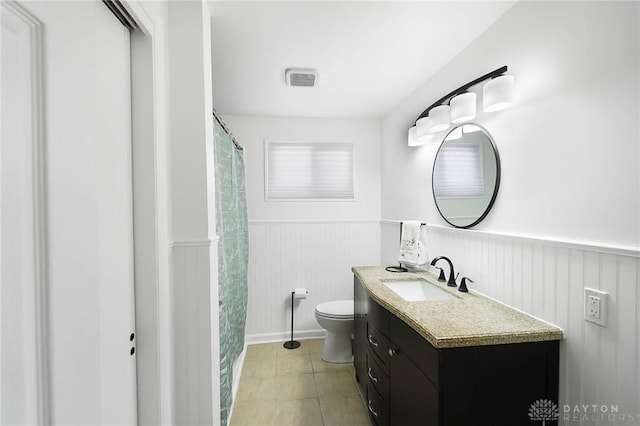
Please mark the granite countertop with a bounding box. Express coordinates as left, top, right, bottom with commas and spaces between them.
353, 266, 563, 349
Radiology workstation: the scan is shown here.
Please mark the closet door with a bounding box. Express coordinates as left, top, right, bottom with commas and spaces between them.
1, 1, 137, 424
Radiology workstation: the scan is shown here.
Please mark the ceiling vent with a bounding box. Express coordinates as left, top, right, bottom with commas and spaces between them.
285, 68, 318, 87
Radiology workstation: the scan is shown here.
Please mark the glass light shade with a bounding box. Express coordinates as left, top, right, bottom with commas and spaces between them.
415, 117, 434, 143
408, 126, 422, 147
447, 126, 463, 140
428, 105, 450, 132
450, 92, 476, 123
463, 124, 482, 133
483, 74, 514, 112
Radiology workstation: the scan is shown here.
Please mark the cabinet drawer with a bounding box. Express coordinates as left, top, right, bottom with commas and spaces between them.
369, 299, 390, 336
366, 351, 389, 401
390, 313, 439, 387
367, 383, 389, 426
367, 323, 390, 373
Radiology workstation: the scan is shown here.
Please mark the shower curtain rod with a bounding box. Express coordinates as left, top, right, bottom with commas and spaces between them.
212, 109, 243, 151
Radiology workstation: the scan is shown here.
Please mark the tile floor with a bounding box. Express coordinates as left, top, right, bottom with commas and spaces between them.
229, 339, 372, 426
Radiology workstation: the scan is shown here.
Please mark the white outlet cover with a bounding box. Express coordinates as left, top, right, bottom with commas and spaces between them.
584, 288, 608, 327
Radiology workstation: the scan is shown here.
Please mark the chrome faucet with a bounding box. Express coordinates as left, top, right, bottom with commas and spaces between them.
430, 256, 458, 287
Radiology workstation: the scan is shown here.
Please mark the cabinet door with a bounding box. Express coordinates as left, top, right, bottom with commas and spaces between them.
353, 276, 368, 393
390, 313, 439, 386
389, 350, 439, 426
439, 341, 559, 425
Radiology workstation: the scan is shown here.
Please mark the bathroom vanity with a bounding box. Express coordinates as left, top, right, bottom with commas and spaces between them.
353, 266, 563, 426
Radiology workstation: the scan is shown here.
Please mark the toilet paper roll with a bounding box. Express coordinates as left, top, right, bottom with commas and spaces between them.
293, 288, 308, 299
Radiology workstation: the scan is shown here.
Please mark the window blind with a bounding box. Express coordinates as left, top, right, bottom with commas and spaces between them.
433, 142, 485, 198
266, 142, 354, 200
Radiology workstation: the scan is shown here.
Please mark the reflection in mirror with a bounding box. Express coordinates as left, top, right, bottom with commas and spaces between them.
432, 124, 500, 228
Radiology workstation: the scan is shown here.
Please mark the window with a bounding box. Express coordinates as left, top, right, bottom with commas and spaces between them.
433, 142, 485, 198
266, 141, 354, 200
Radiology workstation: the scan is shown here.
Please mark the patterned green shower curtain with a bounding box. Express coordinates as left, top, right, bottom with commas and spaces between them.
214, 120, 249, 426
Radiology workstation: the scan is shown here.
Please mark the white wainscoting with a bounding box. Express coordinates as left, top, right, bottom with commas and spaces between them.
170, 239, 218, 425
381, 221, 640, 421
246, 220, 380, 343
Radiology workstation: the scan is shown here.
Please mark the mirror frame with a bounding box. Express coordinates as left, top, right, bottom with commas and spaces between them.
431, 123, 501, 229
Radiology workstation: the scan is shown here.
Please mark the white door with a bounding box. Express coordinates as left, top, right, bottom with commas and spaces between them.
1, 1, 137, 424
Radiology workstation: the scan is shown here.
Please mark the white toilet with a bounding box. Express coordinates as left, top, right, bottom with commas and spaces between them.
315, 300, 354, 363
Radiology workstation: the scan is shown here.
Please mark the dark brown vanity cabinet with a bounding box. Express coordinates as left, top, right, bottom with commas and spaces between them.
353, 272, 368, 396
353, 275, 560, 426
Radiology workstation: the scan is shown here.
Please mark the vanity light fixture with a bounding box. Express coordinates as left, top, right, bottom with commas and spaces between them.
415, 117, 434, 144
407, 65, 513, 146
448, 123, 478, 141
483, 74, 514, 112
447, 126, 463, 141
463, 123, 482, 133
450, 92, 476, 123
408, 126, 420, 146
428, 105, 451, 133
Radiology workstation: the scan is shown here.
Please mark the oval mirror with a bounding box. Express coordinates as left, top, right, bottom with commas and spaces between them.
432, 124, 500, 228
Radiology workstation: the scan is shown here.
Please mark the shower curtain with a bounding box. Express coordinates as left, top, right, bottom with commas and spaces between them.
214, 120, 248, 426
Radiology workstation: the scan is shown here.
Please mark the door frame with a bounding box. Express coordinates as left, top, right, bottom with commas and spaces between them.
117, 2, 172, 425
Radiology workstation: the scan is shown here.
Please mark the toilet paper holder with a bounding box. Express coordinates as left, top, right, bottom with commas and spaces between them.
283, 288, 307, 349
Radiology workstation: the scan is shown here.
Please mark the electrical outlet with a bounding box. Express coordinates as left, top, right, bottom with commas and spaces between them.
584, 288, 608, 327
588, 295, 600, 318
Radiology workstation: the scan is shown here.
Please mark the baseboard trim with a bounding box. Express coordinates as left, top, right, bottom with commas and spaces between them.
245, 329, 326, 345
168, 239, 214, 248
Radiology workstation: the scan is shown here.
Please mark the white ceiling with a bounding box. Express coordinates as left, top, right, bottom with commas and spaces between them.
209, 1, 514, 119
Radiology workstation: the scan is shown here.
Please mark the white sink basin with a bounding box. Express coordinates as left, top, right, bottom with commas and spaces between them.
382, 280, 455, 302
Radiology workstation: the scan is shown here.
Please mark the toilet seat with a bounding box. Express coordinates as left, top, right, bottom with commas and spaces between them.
315, 300, 353, 319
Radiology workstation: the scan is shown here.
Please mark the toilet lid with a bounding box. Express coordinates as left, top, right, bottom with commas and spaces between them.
316, 300, 353, 319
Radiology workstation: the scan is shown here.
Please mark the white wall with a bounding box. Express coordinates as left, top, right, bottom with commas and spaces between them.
223, 115, 381, 222
383, 1, 639, 249
381, 1, 640, 421
221, 115, 381, 341
168, 1, 219, 425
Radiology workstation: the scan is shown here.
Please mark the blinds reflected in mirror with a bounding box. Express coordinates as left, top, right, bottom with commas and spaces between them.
433, 142, 484, 198
266, 141, 354, 200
